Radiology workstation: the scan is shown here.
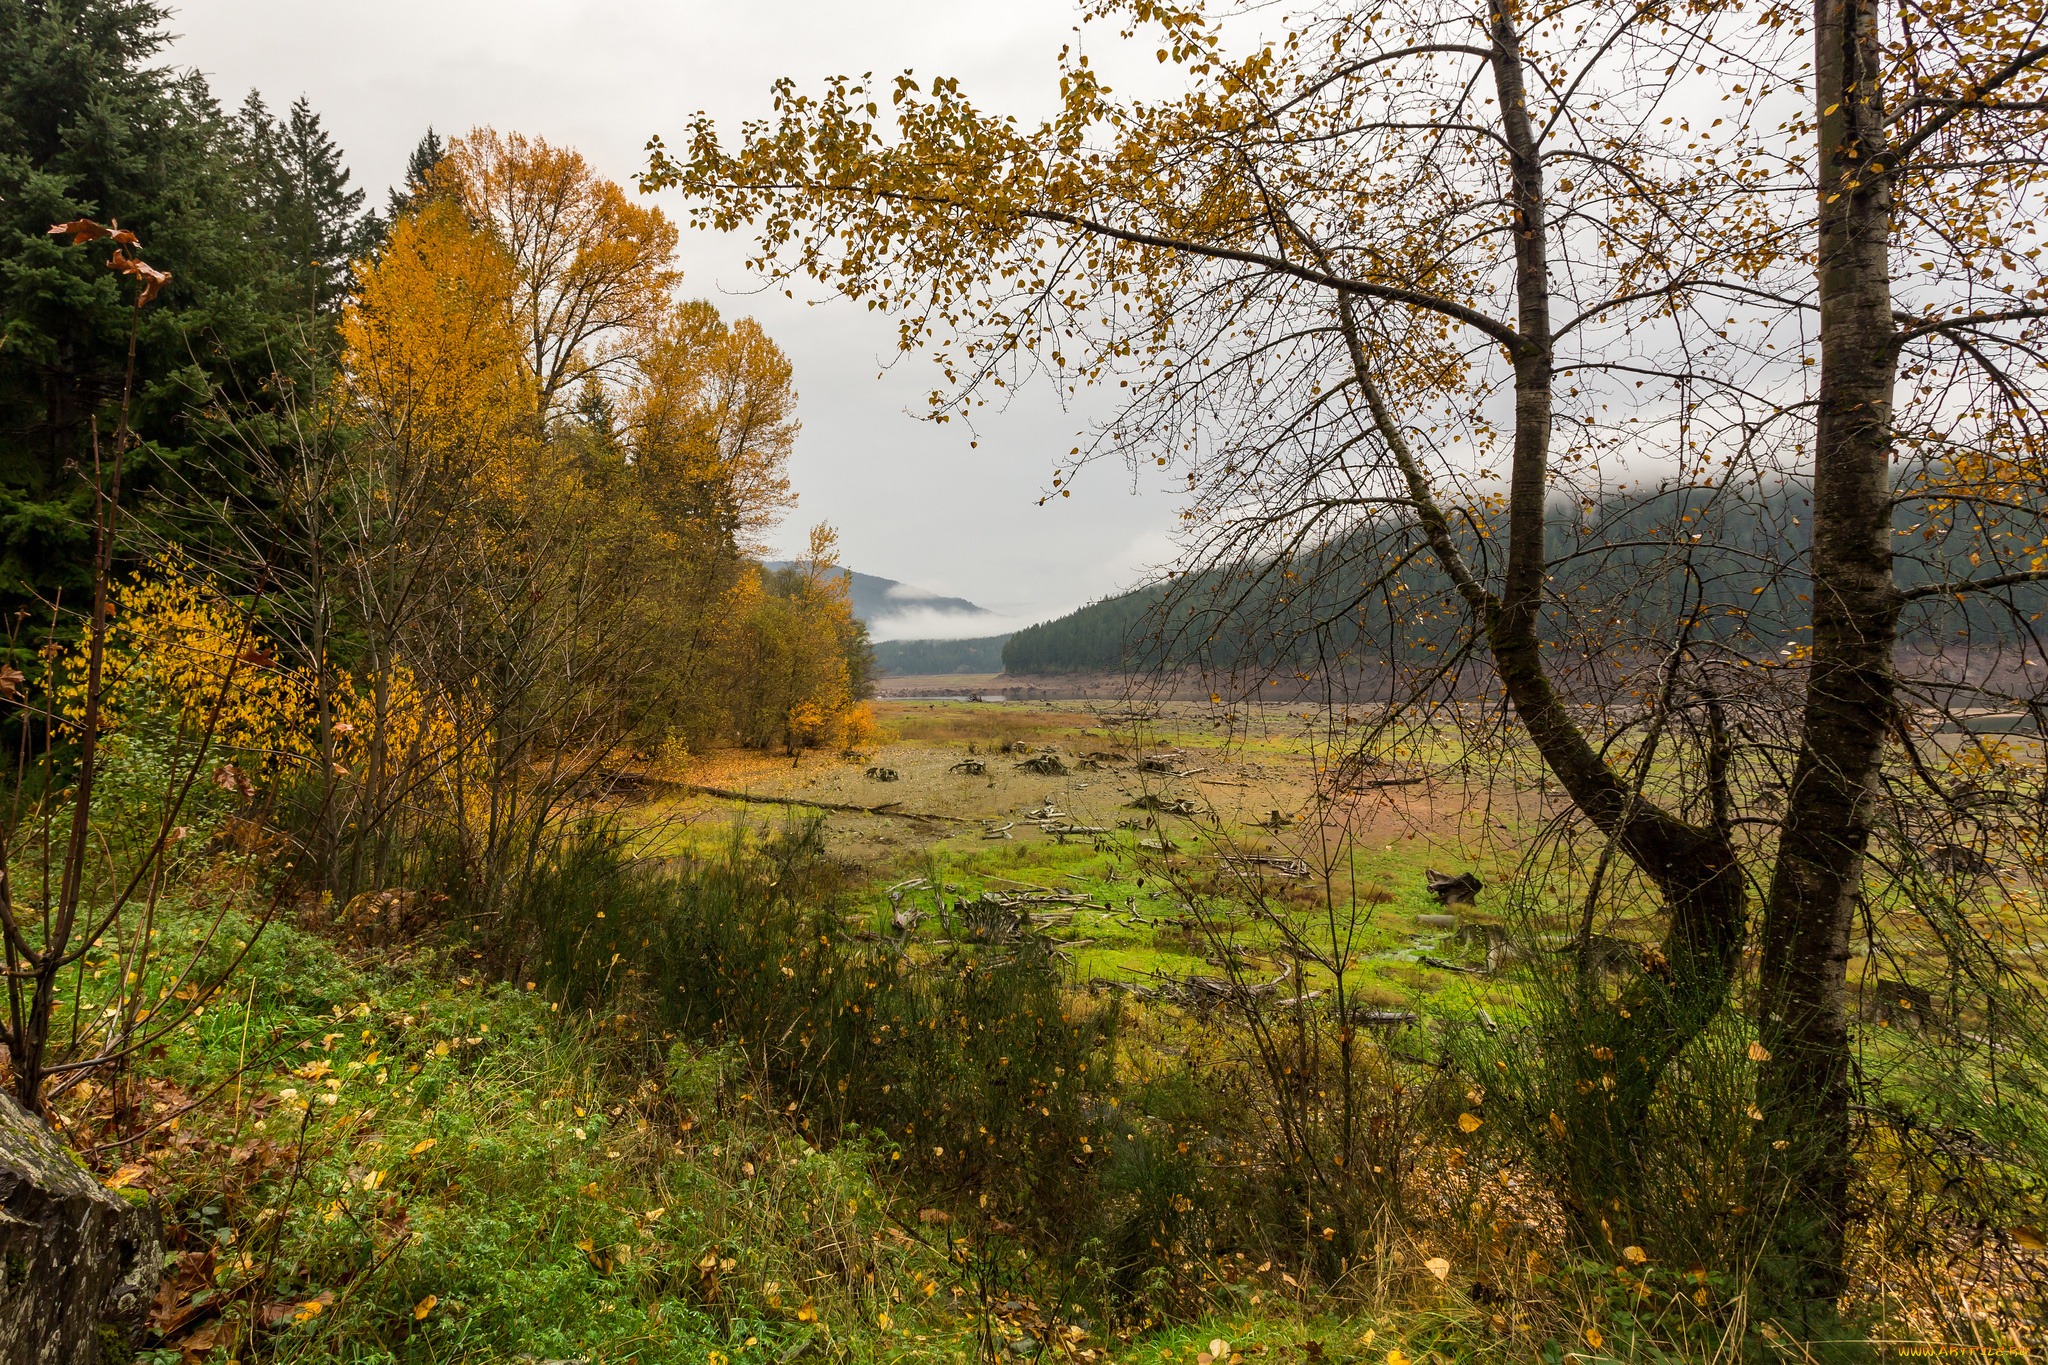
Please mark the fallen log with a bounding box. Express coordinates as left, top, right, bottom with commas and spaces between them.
683, 784, 973, 823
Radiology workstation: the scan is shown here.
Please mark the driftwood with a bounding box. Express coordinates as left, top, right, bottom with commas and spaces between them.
683, 784, 971, 822
1110, 968, 1294, 1008
864, 766, 900, 782
1425, 869, 1483, 907
1861, 978, 1941, 1031
1550, 933, 1637, 974
948, 757, 988, 775
1126, 794, 1199, 815
1015, 753, 1069, 776
1225, 854, 1311, 877
1928, 843, 1996, 876
1341, 1008, 1420, 1031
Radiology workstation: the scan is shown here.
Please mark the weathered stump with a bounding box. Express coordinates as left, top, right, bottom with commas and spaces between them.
0, 1090, 163, 1365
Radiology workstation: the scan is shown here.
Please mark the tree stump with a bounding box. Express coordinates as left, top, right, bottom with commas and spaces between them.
0, 1090, 163, 1365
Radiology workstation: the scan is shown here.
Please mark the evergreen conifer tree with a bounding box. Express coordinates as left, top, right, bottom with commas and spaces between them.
0, 0, 317, 613
237, 91, 374, 314
385, 126, 447, 220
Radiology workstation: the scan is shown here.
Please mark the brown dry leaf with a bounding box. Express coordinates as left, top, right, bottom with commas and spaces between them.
1622, 1245, 1648, 1264
1747, 1041, 1772, 1062
1209, 1341, 1229, 1359
1424, 1257, 1451, 1281
103, 1164, 147, 1190
0, 665, 23, 698
49, 218, 112, 243
2012, 1226, 2046, 1250
917, 1207, 950, 1224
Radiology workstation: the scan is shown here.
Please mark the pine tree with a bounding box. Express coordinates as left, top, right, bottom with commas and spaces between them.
0, 0, 306, 613
238, 91, 373, 314
385, 126, 447, 220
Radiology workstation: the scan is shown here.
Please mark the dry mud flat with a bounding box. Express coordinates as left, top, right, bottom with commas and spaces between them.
667, 699, 1548, 876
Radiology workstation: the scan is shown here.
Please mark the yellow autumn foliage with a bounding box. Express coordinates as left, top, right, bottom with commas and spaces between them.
56, 556, 460, 788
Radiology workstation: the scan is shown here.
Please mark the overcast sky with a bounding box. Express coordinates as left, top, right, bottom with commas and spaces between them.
167, 0, 1192, 637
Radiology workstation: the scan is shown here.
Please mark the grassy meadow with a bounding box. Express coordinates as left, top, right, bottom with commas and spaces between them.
47, 697, 2048, 1365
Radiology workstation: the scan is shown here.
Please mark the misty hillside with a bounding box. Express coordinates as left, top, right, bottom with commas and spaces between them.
766, 563, 999, 637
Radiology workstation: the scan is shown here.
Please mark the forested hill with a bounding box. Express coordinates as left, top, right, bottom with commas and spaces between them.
872, 634, 1011, 676
1001, 590, 1168, 674
1000, 483, 2048, 675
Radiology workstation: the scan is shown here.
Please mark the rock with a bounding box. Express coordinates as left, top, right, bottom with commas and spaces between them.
0, 1090, 163, 1365
1414, 913, 1459, 931
864, 766, 901, 782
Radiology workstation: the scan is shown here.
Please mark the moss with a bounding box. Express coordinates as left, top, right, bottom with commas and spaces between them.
95, 1320, 135, 1365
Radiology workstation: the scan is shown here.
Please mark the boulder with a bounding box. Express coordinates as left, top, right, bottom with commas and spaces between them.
0, 1090, 163, 1365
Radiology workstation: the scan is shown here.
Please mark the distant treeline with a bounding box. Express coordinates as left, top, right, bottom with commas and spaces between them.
873, 635, 1012, 676
1001, 482, 2047, 675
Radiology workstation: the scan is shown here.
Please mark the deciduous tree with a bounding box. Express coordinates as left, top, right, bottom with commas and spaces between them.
646, 0, 2048, 1319
442, 128, 681, 420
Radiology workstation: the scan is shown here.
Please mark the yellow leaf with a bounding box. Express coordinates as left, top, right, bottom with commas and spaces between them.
413, 1295, 437, 1320
1622, 1246, 1647, 1264
1457, 1113, 1483, 1133
410, 1138, 437, 1156
878, 1313, 893, 1331
2012, 1226, 2046, 1250
1424, 1257, 1451, 1281
1747, 1041, 1771, 1062
295, 1300, 326, 1322
1209, 1342, 1229, 1359
103, 1165, 146, 1190
432, 1040, 451, 1058
797, 1303, 818, 1322
1386, 1351, 1409, 1365
1584, 1326, 1603, 1349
